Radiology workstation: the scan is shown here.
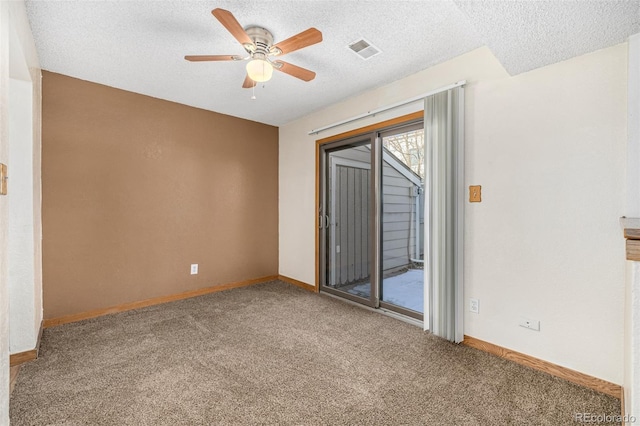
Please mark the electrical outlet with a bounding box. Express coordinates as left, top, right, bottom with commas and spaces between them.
190, 264, 198, 275
469, 298, 479, 314
519, 317, 540, 331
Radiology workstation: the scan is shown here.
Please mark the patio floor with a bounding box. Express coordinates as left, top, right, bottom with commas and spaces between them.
342, 269, 424, 313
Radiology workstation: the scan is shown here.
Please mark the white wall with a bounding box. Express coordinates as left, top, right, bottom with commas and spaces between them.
625, 33, 640, 422
0, 1, 42, 421
625, 258, 640, 421
628, 34, 640, 218
279, 44, 627, 384
8, 79, 36, 353
0, 0, 10, 420
6, 0, 43, 358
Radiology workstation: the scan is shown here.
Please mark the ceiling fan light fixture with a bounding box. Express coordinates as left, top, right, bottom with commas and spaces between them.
246, 58, 273, 83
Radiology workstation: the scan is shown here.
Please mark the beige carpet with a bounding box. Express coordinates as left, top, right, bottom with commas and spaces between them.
10, 280, 620, 425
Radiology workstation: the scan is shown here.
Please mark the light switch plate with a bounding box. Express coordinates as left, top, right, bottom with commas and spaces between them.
469, 185, 481, 202
0, 164, 6, 195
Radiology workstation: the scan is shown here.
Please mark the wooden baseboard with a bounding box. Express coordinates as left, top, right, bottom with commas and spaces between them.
279, 275, 316, 292
43, 275, 278, 328
462, 335, 621, 399
10, 365, 20, 395
10, 319, 44, 367
35, 319, 44, 355
9, 350, 36, 367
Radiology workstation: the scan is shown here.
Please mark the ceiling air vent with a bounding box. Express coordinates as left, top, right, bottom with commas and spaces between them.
347, 38, 381, 60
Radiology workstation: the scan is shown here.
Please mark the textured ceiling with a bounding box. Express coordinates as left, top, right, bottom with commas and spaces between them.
25, 1, 640, 126
454, 0, 640, 75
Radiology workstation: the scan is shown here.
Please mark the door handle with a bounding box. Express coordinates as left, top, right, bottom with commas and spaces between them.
325, 215, 329, 228
319, 215, 323, 229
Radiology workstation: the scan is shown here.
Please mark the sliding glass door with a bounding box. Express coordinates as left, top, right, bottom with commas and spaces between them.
320, 137, 375, 307
380, 125, 425, 317
319, 121, 424, 320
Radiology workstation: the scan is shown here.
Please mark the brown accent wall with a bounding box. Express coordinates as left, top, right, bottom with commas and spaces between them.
41, 71, 278, 319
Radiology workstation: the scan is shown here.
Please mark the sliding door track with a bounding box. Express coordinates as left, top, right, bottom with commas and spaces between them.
319, 291, 424, 329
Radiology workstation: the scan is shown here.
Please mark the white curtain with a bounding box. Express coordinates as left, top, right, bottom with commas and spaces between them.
424, 87, 464, 343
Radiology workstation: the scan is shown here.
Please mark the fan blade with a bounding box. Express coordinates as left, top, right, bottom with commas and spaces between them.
272, 28, 322, 55
242, 74, 256, 89
212, 8, 253, 47
185, 55, 240, 62
273, 61, 316, 82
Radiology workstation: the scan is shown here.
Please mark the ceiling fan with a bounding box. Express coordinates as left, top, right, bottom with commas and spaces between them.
185, 8, 323, 88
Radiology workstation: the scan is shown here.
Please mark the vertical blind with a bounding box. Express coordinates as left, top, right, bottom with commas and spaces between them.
424, 87, 465, 343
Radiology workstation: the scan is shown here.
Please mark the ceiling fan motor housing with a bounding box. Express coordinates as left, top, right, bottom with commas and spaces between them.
244, 27, 280, 57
